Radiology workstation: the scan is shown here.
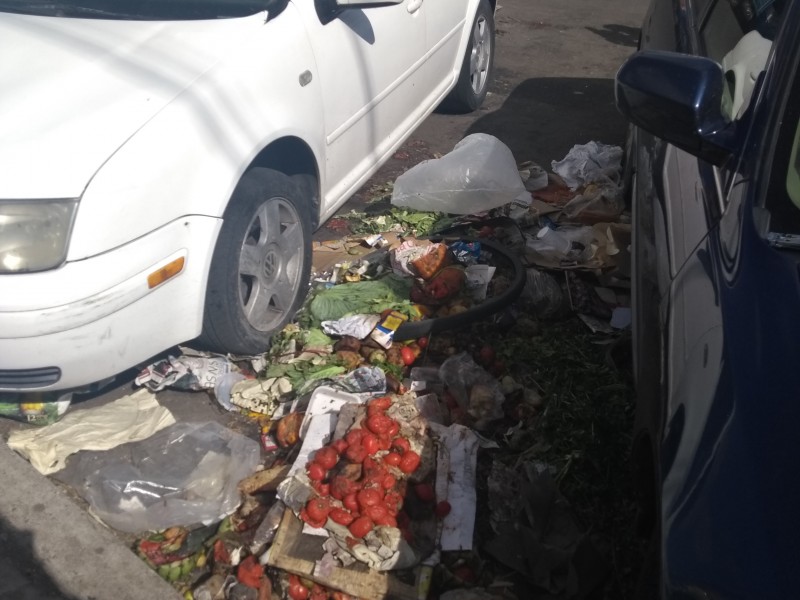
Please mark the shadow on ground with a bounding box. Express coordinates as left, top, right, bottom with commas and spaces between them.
466, 76, 629, 168
0, 515, 78, 600
586, 23, 640, 47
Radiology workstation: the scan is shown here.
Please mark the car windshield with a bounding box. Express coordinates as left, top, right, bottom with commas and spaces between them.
0, 0, 275, 19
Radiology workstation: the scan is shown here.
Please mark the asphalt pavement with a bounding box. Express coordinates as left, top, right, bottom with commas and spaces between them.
0, 0, 645, 598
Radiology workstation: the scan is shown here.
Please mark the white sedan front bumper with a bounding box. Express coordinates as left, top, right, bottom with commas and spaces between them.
0, 215, 222, 392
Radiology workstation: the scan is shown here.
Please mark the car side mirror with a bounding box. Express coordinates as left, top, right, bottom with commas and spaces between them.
615, 50, 738, 166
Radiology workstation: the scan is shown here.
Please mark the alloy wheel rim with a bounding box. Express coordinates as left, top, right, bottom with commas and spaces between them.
469, 15, 491, 95
237, 196, 304, 332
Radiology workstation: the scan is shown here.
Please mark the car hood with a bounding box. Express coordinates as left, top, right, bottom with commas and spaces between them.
0, 12, 263, 199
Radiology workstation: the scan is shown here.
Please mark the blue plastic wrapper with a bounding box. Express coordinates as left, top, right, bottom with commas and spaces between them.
449, 241, 482, 265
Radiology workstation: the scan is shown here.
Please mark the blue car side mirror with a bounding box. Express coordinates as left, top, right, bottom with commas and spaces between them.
615, 50, 738, 166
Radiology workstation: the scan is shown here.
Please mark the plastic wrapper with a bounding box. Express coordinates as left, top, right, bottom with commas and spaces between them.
391, 134, 527, 215
0, 392, 72, 426
135, 349, 233, 393
62, 422, 260, 533
438, 353, 505, 430
521, 268, 566, 319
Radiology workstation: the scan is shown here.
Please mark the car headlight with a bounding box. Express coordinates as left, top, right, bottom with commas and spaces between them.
0, 199, 78, 273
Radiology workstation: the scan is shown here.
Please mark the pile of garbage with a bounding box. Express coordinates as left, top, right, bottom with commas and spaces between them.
4, 134, 637, 600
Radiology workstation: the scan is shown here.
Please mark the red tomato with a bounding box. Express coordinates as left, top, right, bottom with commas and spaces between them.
368, 397, 392, 411
383, 491, 403, 515
399, 451, 421, 474
331, 438, 349, 455
306, 462, 326, 481
329, 508, 355, 526
382, 474, 397, 489
361, 433, 379, 455
400, 346, 417, 366
417, 336, 429, 349
345, 428, 365, 446
288, 575, 309, 600
330, 476, 357, 500
392, 437, 410, 454
414, 483, 435, 503
434, 500, 452, 518
366, 414, 393, 436
385, 420, 400, 438
300, 508, 326, 529
348, 516, 374, 538
345, 444, 367, 464
373, 513, 397, 528
377, 436, 392, 451
343, 493, 359, 513
310, 584, 327, 600
365, 504, 388, 522
384, 452, 402, 467
357, 488, 382, 510
305, 497, 331, 522
478, 344, 496, 366
314, 446, 338, 470
312, 481, 330, 496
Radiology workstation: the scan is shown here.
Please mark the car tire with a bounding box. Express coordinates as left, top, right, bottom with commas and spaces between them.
199, 167, 312, 355
441, 0, 495, 113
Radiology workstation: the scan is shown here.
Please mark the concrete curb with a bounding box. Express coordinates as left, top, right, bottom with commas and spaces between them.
0, 442, 182, 600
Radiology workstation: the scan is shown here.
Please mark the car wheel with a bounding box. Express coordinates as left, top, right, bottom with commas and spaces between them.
442, 0, 495, 113
200, 167, 312, 355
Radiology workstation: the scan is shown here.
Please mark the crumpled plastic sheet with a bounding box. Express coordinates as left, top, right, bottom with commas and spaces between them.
59, 421, 260, 533
7, 389, 175, 475
391, 133, 527, 215
551, 141, 623, 190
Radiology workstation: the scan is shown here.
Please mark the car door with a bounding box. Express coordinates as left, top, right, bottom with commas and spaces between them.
292, 0, 426, 219
421, 0, 472, 99
661, 9, 800, 595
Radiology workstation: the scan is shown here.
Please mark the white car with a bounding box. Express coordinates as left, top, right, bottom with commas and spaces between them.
0, 0, 495, 394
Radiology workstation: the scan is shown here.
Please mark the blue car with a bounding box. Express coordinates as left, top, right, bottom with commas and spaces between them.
615, 0, 799, 597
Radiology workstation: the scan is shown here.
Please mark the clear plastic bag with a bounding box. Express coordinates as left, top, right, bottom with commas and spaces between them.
63, 422, 260, 533
391, 134, 527, 215
438, 353, 505, 430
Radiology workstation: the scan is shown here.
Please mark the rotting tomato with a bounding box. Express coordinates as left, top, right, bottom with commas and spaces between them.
329, 508, 355, 526
377, 436, 392, 451
313, 446, 338, 470
331, 438, 349, 455
383, 491, 403, 515
382, 474, 397, 490
392, 437, 410, 454
366, 414, 393, 436
348, 516, 374, 538
345, 428, 365, 446
383, 452, 402, 467
478, 344, 496, 366
399, 451, 421, 474
306, 462, 326, 481
373, 513, 397, 528
414, 483, 435, 503
345, 444, 368, 464
434, 500, 452, 518
330, 475, 358, 501
311, 481, 330, 497
417, 336, 429, 349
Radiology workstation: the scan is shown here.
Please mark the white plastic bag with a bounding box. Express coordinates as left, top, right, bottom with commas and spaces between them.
391, 134, 527, 214
551, 141, 623, 190
62, 422, 260, 533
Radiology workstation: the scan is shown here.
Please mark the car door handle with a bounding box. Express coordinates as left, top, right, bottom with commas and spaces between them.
407, 0, 422, 13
